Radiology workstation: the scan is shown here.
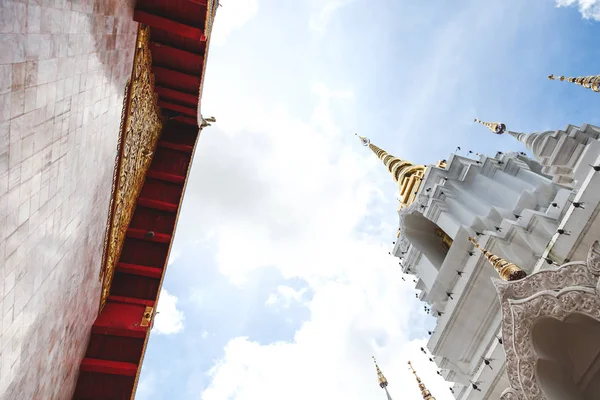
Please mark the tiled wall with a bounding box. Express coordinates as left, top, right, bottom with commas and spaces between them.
0, 1, 137, 398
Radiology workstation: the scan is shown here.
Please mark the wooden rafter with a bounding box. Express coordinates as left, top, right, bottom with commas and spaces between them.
134, 10, 206, 41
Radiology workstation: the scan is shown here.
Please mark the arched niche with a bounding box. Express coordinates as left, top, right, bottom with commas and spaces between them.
403, 212, 452, 269
533, 315, 600, 400
496, 241, 600, 400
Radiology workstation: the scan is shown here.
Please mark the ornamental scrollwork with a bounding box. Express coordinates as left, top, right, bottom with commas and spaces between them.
98, 24, 163, 310
500, 387, 524, 400
495, 241, 600, 399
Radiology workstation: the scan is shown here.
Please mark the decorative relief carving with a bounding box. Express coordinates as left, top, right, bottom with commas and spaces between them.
205, 0, 218, 42
500, 387, 524, 400
495, 241, 600, 399
99, 24, 163, 310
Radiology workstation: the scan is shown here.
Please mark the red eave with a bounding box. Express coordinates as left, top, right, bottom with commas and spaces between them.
72, 1, 217, 399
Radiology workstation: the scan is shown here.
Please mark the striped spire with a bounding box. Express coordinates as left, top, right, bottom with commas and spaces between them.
408, 361, 436, 400
548, 74, 599, 92
473, 118, 506, 135
373, 357, 394, 400
468, 237, 527, 281
356, 134, 426, 208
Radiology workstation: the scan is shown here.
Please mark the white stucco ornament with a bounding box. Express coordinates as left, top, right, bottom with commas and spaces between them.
495, 241, 600, 400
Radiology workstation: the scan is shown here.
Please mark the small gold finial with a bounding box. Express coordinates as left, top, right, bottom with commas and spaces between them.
473, 118, 507, 135
467, 237, 527, 281
408, 361, 436, 400
373, 356, 389, 389
548, 73, 600, 92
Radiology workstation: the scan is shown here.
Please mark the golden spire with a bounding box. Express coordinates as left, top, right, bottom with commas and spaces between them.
467, 237, 527, 281
408, 361, 436, 400
355, 133, 426, 208
548, 74, 599, 92
473, 118, 507, 135
373, 356, 389, 389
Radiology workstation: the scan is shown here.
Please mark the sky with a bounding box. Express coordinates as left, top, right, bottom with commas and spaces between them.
135, 1, 600, 399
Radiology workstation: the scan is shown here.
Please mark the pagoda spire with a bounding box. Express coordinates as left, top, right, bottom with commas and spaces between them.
467, 237, 527, 281
373, 356, 393, 400
408, 361, 436, 400
473, 118, 507, 135
355, 134, 426, 208
472, 118, 533, 150
548, 73, 599, 93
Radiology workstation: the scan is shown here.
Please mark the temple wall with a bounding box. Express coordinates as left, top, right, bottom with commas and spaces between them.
0, 1, 137, 398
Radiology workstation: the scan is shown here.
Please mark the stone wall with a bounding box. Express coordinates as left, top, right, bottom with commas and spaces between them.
0, 0, 137, 398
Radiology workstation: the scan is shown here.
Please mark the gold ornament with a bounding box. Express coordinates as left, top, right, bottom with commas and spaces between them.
467, 237, 527, 281
99, 24, 163, 311
473, 118, 507, 135
356, 133, 426, 208
408, 361, 436, 400
548, 74, 600, 92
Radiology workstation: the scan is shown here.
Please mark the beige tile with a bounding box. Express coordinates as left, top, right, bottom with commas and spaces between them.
0, 2, 16, 34
7, 166, 20, 192
13, 3, 27, 34
40, 8, 63, 34
21, 135, 34, 161
10, 89, 24, 118
11, 63, 26, 92
0, 122, 8, 154
0, 65, 11, 94
36, 58, 57, 85
0, 34, 25, 64
23, 86, 36, 114
25, 33, 50, 61
0, 93, 11, 122
17, 199, 30, 226
26, 5, 41, 34
35, 83, 47, 109
24, 61, 37, 88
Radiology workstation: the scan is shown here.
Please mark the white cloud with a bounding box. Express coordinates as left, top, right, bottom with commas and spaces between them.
201, 277, 452, 400
265, 286, 308, 308
308, 0, 357, 32
182, 78, 454, 398
135, 372, 156, 399
153, 289, 185, 335
186, 80, 382, 286
172, 3, 459, 392
555, 0, 600, 20
210, 0, 259, 46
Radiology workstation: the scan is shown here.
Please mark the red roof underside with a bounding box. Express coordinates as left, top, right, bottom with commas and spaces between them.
72, 1, 210, 399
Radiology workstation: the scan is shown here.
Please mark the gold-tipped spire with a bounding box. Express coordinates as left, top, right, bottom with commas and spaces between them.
408, 361, 436, 400
355, 133, 426, 208
373, 356, 389, 389
548, 74, 599, 92
473, 118, 507, 135
467, 237, 527, 281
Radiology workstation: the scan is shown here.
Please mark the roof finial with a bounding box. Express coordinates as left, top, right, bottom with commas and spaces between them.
408, 361, 436, 400
355, 134, 426, 208
373, 356, 389, 389
355, 133, 371, 146
467, 237, 527, 281
473, 118, 507, 135
548, 74, 599, 92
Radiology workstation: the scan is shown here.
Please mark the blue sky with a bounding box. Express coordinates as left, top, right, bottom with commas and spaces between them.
136, 1, 600, 399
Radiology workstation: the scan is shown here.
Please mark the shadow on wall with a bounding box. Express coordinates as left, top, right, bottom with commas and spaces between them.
403, 212, 451, 269
534, 314, 600, 400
